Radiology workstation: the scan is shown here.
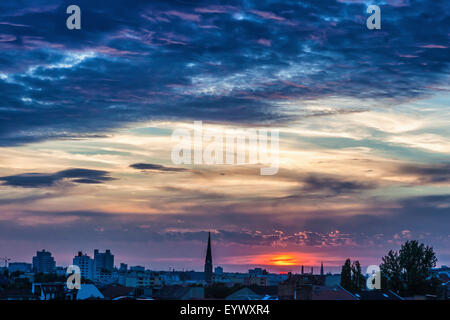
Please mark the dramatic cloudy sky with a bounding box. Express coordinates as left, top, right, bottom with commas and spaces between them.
0, 0, 449, 272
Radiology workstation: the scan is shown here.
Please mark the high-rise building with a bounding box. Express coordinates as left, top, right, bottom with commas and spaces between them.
73, 251, 95, 280
94, 249, 114, 273
32, 250, 56, 274
204, 232, 213, 285
320, 261, 324, 276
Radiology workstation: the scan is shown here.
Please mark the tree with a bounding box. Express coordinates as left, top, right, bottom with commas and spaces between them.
341, 258, 367, 293
340, 258, 353, 292
380, 250, 402, 292
351, 260, 366, 292
380, 240, 437, 296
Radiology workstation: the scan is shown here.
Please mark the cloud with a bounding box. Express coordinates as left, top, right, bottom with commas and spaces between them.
397, 163, 450, 184
301, 174, 376, 194
0, 168, 114, 188
0, 0, 447, 146
129, 163, 187, 172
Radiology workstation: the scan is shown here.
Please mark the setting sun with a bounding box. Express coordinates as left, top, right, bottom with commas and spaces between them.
269, 255, 299, 266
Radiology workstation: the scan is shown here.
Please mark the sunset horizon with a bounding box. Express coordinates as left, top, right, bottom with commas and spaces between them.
0, 0, 449, 279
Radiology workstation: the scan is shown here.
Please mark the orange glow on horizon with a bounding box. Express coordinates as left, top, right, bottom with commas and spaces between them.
269, 254, 300, 266
247, 252, 320, 267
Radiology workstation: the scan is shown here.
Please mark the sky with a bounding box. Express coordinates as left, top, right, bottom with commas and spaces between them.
0, 0, 449, 273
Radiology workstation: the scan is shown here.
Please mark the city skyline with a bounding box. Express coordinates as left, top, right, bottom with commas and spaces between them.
0, 0, 449, 273
2, 235, 447, 275
3, 240, 346, 274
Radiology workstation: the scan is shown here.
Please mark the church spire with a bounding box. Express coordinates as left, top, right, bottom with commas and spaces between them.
320, 261, 324, 276
204, 232, 213, 285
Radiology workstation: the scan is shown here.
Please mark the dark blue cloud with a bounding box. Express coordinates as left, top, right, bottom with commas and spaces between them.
130, 163, 187, 172
0, 168, 114, 187
0, 0, 448, 145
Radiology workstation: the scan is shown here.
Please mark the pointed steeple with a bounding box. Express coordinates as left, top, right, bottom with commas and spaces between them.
301, 265, 304, 275
204, 232, 213, 284
320, 261, 324, 276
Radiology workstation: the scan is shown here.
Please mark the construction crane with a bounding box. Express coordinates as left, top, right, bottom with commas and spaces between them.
0, 257, 11, 268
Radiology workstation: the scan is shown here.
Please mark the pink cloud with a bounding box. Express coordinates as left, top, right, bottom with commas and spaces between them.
195, 5, 239, 14
94, 46, 140, 56
165, 10, 201, 22
279, 80, 308, 89
0, 34, 16, 42
257, 39, 272, 47
419, 44, 448, 49
250, 10, 285, 21
398, 54, 418, 58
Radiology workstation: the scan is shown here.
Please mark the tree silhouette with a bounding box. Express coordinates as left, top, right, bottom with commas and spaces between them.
341, 258, 366, 293
351, 260, 366, 292
340, 258, 352, 291
380, 240, 437, 296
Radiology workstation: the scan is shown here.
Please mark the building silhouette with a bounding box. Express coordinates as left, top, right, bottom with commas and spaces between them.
73, 251, 95, 280
94, 249, 114, 272
204, 232, 213, 285
32, 250, 56, 274
279, 264, 327, 300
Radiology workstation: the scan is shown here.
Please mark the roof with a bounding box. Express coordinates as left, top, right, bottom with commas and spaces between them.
0, 288, 36, 300
312, 286, 358, 300
153, 285, 194, 300
101, 285, 134, 300
76, 284, 104, 300
226, 287, 263, 300
357, 290, 403, 300
247, 285, 278, 296
226, 286, 278, 300
439, 273, 450, 283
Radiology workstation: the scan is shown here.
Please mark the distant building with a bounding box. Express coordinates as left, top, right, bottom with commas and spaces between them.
8, 262, 32, 273
98, 272, 117, 285
73, 251, 95, 281
204, 232, 213, 285
130, 266, 145, 272
214, 266, 223, 275
32, 282, 76, 300
119, 263, 128, 273
55, 266, 67, 277
245, 276, 268, 287
278, 272, 327, 300
213, 272, 248, 286
121, 271, 162, 288
249, 268, 267, 275
32, 250, 56, 274
94, 249, 114, 273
